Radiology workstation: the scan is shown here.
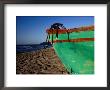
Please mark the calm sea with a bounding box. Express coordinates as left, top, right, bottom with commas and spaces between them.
16, 42, 52, 53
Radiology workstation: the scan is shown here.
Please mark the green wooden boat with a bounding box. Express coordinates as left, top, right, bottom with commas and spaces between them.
46, 23, 94, 74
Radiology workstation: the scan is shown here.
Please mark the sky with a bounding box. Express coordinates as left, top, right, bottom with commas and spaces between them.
16, 16, 94, 45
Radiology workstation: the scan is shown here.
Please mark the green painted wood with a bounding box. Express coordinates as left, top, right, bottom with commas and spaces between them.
48, 30, 94, 74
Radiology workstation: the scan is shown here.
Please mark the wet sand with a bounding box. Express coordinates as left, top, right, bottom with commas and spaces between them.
16, 47, 69, 74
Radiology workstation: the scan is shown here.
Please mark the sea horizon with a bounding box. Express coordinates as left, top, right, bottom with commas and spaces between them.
16, 42, 52, 53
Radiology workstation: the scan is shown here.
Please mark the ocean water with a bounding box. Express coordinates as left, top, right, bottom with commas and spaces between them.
16, 42, 52, 53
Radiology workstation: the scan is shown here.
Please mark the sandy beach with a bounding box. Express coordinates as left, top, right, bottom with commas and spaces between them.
16, 47, 69, 74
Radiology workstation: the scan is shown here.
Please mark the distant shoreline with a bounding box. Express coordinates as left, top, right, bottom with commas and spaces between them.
16, 42, 52, 53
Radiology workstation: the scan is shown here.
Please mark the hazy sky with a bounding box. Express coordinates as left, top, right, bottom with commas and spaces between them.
16, 16, 94, 45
